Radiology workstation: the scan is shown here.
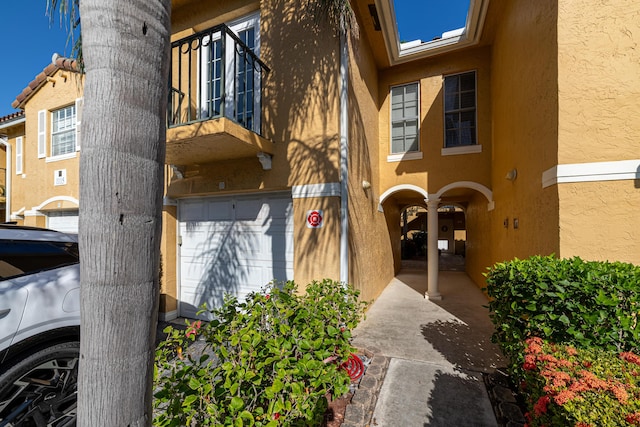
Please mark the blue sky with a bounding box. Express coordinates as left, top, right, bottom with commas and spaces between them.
0, 0, 469, 118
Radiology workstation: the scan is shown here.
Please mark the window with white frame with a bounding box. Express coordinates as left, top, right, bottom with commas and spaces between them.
199, 12, 260, 132
51, 105, 77, 157
444, 71, 476, 148
390, 82, 419, 154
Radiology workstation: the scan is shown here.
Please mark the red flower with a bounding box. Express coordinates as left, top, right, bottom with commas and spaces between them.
566, 346, 578, 356
626, 412, 640, 425
186, 320, 202, 338
523, 355, 537, 371
554, 390, 577, 406
273, 412, 280, 420
620, 352, 640, 367
265, 294, 271, 300
534, 395, 550, 416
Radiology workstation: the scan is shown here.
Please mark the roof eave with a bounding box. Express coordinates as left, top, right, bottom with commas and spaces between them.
376, 0, 490, 65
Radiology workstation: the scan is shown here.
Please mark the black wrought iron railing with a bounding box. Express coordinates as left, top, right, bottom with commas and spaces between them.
168, 24, 270, 135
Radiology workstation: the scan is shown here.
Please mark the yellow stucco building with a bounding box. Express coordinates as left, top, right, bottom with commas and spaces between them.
1, 0, 638, 319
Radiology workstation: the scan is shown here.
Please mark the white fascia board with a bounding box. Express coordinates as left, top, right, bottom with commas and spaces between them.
0, 117, 26, 130
375, 0, 490, 66
542, 159, 640, 188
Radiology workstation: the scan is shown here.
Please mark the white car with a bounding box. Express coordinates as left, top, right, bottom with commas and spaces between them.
0, 224, 80, 426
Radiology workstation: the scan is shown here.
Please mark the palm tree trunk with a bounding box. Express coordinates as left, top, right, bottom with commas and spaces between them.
77, 0, 170, 425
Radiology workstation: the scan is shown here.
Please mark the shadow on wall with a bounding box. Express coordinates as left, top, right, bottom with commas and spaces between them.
261, 0, 341, 185
260, 1, 346, 280
182, 199, 292, 319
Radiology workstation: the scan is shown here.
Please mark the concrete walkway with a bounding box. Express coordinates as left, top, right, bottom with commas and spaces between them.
351, 266, 506, 426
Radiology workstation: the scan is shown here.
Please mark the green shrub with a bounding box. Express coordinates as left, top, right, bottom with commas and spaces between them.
154, 279, 368, 427
520, 337, 640, 427
484, 255, 640, 379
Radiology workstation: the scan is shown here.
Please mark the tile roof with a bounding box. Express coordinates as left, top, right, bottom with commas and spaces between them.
0, 111, 25, 125
11, 53, 82, 111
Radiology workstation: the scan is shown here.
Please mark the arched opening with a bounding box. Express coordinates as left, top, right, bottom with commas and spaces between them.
380, 182, 493, 299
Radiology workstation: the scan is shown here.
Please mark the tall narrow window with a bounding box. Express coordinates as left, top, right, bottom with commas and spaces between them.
444, 71, 476, 147
51, 105, 77, 157
198, 13, 260, 132
390, 82, 419, 154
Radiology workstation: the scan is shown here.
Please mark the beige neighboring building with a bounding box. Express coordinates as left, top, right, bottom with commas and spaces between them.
2, 0, 638, 320
1, 57, 83, 233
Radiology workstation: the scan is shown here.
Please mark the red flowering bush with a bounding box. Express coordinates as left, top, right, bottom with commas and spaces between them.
520, 337, 640, 426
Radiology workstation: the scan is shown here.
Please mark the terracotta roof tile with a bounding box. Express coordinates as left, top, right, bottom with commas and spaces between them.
0, 111, 25, 125
11, 53, 82, 110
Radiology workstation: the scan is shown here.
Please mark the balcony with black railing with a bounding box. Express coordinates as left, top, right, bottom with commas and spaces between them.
166, 24, 274, 168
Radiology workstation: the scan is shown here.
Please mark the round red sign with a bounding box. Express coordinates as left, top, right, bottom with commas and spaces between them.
307, 210, 323, 228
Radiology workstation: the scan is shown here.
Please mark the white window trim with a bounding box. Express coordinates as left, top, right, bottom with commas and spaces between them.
75, 97, 83, 151
390, 81, 421, 156
198, 12, 261, 130
441, 145, 482, 156
37, 109, 47, 158
387, 151, 423, 162
50, 105, 78, 158
46, 152, 77, 163
15, 136, 23, 175
443, 70, 478, 149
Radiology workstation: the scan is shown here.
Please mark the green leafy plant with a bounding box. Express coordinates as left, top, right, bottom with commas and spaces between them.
154, 279, 368, 426
520, 337, 640, 426
484, 255, 640, 380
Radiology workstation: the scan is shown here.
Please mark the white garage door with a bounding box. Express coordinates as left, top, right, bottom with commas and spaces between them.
47, 210, 79, 234
178, 193, 294, 319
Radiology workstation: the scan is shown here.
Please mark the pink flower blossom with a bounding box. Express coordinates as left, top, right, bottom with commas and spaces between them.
534, 395, 550, 416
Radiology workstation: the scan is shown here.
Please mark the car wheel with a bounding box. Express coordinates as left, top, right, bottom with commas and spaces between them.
0, 341, 79, 427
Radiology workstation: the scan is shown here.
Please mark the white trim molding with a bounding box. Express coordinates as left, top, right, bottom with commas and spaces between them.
292, 183, 341, 199
387, 151, 423, 162
378, 184, 430, 212
32, 196, 80, 211
434, 181, 495, 211
542, 160, 640, 188
376, 0, 490, 66
441, 145, 482, 156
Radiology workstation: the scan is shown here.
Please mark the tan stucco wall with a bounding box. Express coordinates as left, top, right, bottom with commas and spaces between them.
489, 0, 560, 268
464, 192, 492, 287
557, 0, 640, 164
555, 0, 640, 265
160, 204, 178, 314
377, 47, 492, 195
558, 180, 640, 264
15, 70, 83, 223
292, 196, 341, 286
346, 29, 394, 303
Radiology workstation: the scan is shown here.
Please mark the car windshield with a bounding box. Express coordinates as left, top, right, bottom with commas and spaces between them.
0, 241, 79, 280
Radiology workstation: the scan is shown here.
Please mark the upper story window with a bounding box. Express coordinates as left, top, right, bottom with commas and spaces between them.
52, 105, 77, 157
38, 98, 82, 162
444, 71, 476, 148
390, 82, 419, 155
198, 12, 260, 131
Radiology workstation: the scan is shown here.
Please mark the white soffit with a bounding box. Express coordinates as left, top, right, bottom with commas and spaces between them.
376, 0, 491, 66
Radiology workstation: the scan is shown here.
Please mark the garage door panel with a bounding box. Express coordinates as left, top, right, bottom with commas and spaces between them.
47, 211, 79, 234
235, 198, 264, 221
179, 194, 293, 319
